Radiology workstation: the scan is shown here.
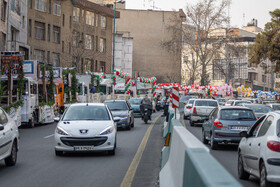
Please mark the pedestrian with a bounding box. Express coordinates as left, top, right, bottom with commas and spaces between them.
163, 91, 171, 122
90, 85, 96, 94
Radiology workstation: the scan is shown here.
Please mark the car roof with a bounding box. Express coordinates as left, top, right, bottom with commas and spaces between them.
219, 106, 253, 110
104, 100, 126, 102
194, 99, 217, 101
70, 103, 105, 106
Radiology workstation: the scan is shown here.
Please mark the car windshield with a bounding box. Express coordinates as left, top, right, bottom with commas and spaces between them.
62, 105, 110, 121
272, 105, 280, 110
245, 105, 273, 113
128, 99, 142, 105
195, 100, 218, 107
217, 98, 226, 102
235, 101, 251, 105
105, 101, 128, 111
220, 109, 256, 120
180, 96, 192, 102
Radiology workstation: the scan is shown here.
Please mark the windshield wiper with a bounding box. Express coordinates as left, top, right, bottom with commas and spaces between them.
110, 109, 123, 111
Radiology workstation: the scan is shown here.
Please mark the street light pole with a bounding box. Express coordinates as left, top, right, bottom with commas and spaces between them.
112, 0, 116, 74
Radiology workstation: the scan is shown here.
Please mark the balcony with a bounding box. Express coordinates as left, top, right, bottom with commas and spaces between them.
247, 67, 258, 73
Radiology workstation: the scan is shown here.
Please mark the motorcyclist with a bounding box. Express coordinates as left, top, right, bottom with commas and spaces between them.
140, 95, 152, 120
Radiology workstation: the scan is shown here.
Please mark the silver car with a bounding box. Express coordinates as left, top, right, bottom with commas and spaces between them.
238, 112, 280, 186
202, 106, 257, 150
238, 104, 274, 119
266, 103, 280, 111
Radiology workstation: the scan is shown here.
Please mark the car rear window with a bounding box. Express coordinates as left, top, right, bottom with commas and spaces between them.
188, 100, 194, 104
195, 100, 218, 107
180, 96, 192, 102
273, 105, 280, 110
245, 105, 273, 113
220, 109, 256, 121
277, 120, 280, 137
235, 101, 251, 105
105, 101, 128, 111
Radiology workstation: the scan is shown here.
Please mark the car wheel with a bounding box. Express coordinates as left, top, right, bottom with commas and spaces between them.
127, 123, 131, 130
190, 119, 194, 127
210, 133, 218, 150
108, 140, 116, 156
184, 114, 187, 120
238, 152, 250, 180
29, 116, 35, 128
202, 129, 209, 144
131, 120, 134, 128
5, 141, 17, 166
55, 150, 63, 156
260, 162, 274, 187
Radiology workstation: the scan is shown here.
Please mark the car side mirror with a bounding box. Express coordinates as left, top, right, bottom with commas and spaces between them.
114, 117, 120, 122
54, 117, 60, 122
239, 131, 248, 138
0, 124, 4, 131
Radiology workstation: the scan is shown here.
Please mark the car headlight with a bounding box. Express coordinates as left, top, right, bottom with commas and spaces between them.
100, 126, 114, 135
56, 126, 69, 135
120, 115, 129, 120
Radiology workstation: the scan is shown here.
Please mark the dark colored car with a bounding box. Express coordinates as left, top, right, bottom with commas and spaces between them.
180, 96, 194, 104
128, 98, 143, 118
104, 100, 134, 130
202, 106, 257, 150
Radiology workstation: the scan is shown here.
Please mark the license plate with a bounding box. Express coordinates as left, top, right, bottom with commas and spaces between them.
231, 126, 248, 131
74, 146, 94, 151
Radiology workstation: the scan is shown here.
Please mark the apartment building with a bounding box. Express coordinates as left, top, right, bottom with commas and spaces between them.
0, 0, 8, 51
27, 0, 119, 73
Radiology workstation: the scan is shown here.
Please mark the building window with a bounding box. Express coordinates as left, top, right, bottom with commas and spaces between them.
262, 75, 267, 83
99, 38, 106, 52
47, 24, 50, 41
73, 7, 80, 22
11, 0, 21, 16
95, 60, 97, 71
34, 21, 45, 40
52, 53, 60, 66
95, 14, 98, 27
86, 11, 95, 26
101, 16, 106, 29
95, 36, 98, 51
62, 41, 64, 52
100, 61, 105, 72
29, 0, 32, 8
69, 16, 72, 28
68, 42, 71, 54
35, 0, 46, 12
53, 25, 60, 43
0, 32, 6, 51
53, 0, 61, 16
34, 49, 45, 62
85, 34, 93, 50
73, 31, 80, 47
47, 51, 50, 63
1, 0, 7, 21
22, 16, 25, 28
28, 19, 32, 37
48, 0, 51, 13
62, 14, 65, 26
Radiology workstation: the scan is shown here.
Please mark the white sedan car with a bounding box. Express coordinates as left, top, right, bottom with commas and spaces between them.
183, 99, 195, 119
0, 107, 19, 166
238, 111, 280, 187
54, 103, 118, 156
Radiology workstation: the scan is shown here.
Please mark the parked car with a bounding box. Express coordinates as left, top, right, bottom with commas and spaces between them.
104, 100, 134, 130
128, 98, 143, 118
184, 99, 195, 119
190, 99, 218, 126
202, 106, 257, 149
217, 98, 226, 106
0, 107, 19, 166
238, 112, 280, 186
54, 103, 118, 156
237, 104, 274, 119
266, 103, 280, 111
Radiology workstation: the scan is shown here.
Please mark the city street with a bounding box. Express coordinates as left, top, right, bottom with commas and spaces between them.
0, 113, 164, 187
183, 119, 259, 187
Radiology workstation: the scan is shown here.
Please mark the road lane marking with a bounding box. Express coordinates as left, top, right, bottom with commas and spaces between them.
121, 114, 162, 187
44, 134, 54, 139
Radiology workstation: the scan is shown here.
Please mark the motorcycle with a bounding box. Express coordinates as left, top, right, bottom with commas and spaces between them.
140, 104, 153, 124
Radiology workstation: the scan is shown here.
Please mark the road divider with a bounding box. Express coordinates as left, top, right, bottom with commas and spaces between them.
159, 107, 242, 187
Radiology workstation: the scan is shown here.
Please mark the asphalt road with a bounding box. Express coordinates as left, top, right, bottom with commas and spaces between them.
183, 119, 259, 187
0, 112, 164, 187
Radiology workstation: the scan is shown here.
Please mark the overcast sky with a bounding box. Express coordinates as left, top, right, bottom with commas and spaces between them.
125, 0, 280, 29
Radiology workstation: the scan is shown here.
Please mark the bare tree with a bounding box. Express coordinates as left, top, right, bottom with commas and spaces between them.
184, 0, 231, 85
